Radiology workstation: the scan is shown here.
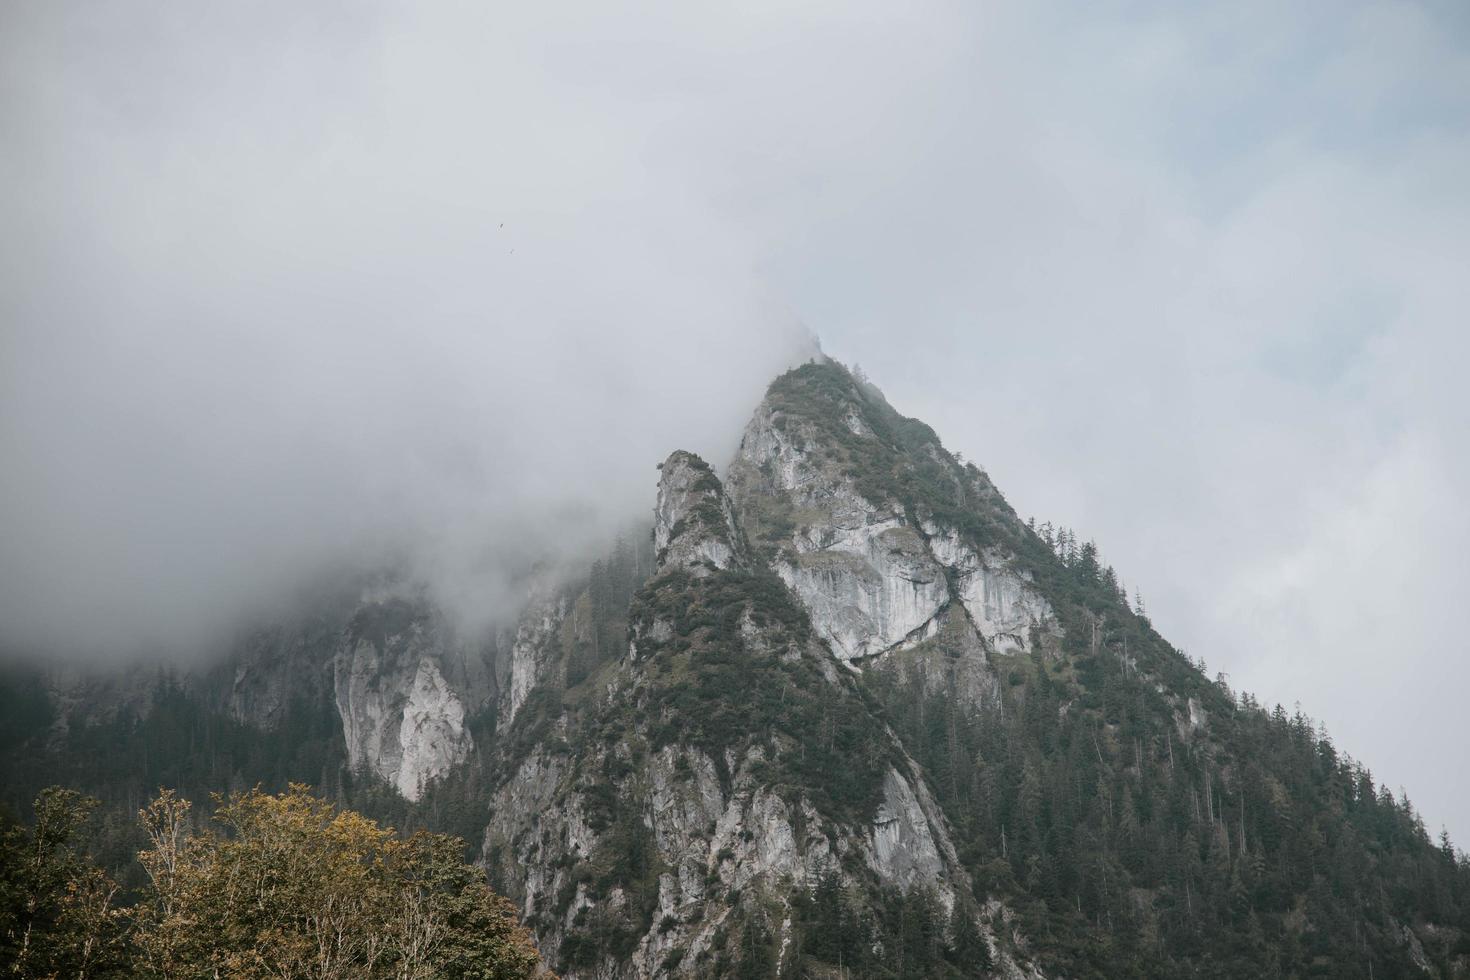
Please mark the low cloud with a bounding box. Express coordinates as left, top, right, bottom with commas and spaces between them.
0, 1, 809, 659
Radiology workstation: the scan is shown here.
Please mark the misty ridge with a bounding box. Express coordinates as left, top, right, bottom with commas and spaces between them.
0, 4, 821, 664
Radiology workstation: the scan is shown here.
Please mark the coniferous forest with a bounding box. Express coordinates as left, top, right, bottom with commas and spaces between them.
872, 527, 1470, 978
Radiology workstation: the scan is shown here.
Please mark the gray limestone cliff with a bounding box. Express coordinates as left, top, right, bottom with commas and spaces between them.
477, 447, 1042, 979
724, 369, 1059, 670
332, 599, 474, 801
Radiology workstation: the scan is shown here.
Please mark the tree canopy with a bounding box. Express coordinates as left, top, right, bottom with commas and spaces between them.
1, 785, 548, 980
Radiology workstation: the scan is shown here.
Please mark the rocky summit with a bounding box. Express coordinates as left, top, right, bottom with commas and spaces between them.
3, 358, 1467, 979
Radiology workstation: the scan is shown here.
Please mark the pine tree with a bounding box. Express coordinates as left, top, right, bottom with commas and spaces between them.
947, 903, 994, 974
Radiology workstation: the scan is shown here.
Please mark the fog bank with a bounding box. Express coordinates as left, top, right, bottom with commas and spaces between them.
0, 2, 809, 658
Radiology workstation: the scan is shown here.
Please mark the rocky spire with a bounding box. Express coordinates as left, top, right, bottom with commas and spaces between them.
652, 450, 740, 575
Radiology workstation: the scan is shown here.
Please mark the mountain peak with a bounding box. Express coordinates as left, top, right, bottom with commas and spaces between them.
721, 360, 1053, 668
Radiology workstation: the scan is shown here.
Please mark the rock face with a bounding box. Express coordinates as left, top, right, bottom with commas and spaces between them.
725, 362, 1060, 672
226, 624, 331, 731
479, 449, 1007, 978
726, 403, 947, 660
332, 598, 475, 801
652, 450, 740, 574
395, 657, 470, 798
221, 587, 369, 730
869, 767, 953, 891
927, 525, 1055, 655
496, 585, 567, 731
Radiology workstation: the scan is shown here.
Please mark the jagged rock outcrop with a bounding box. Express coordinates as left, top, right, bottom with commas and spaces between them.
725, 395, 948, 660
652, 450, 740, 574
333, 598, 475, 800
496, 583, 567, 731
724, 365, 1060, 671
479, 450, 1012, 978
926, 525, 1054, 655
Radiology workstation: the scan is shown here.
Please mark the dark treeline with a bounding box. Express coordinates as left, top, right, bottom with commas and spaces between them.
873, 518, 1470, 979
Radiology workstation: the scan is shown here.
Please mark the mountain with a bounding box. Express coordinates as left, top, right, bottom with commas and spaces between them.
2, 358, 1467, 979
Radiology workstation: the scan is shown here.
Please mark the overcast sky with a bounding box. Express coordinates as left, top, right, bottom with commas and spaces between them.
3, 2, 1467, 839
